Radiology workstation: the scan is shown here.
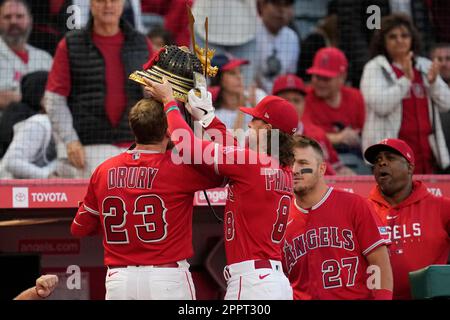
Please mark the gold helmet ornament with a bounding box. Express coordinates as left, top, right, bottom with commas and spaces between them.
129, 7, 217, 102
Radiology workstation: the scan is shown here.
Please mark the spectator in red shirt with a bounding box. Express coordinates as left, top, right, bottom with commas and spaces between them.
45, 0, 152, 178
272, 74, 355, 176
360, 14, 450, 174
303, 47, 369, 174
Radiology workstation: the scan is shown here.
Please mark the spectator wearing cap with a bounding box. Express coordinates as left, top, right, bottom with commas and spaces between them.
210, 53, 266, 135
254, 0, 300, 93
0, 0, 53, 110
272, 74, 355, 176
360, 14, 450, 174
364, 138, 450, 299
303, 47, 368, 174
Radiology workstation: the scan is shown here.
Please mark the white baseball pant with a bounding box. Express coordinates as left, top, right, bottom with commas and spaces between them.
223, 259, 293, 300
105, 260, 196, 300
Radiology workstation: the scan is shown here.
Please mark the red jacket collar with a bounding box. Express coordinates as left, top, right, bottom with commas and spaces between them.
369, 180, 430, 209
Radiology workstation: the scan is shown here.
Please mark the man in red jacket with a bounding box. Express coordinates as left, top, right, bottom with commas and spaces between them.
364, 138, 450, 299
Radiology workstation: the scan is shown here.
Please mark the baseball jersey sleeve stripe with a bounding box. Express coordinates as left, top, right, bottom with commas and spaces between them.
362, 238, 386, 256
84, 204, 100, 215
73, 219, 83, 227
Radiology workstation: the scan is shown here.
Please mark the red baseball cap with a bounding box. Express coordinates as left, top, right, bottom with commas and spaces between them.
307, 47, 348, 78
239, 96, 298, 135
211, 53, 249, 72
272, 74, 306, 96
364, 138, 415, 165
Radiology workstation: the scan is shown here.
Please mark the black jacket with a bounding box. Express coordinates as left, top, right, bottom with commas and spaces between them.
65, 19, 150, 145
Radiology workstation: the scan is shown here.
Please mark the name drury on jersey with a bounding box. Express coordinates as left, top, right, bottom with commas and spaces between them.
108, 167, 159, 190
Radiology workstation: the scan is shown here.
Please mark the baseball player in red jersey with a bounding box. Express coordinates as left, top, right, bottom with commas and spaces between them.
282, 136, 393, 299
71, 98, 223, 300
364, 138, 450, 299
145, 78, 296, 300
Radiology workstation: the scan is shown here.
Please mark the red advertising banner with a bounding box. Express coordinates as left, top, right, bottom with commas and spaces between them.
1, 176, 450, 209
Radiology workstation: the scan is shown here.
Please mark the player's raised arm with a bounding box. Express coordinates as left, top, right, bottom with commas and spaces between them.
186, 88, 238, 147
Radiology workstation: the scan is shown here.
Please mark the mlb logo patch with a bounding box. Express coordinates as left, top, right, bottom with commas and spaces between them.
378, 226, 388, 235
132, 152, 140, 160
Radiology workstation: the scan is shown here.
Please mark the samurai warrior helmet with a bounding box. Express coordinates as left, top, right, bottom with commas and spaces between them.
129, 44, 218, 102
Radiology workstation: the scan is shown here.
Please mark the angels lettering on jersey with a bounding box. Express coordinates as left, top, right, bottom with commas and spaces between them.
283, 226, 355, 273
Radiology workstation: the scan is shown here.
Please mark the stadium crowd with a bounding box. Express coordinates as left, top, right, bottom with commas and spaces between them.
0, 0, 449, 178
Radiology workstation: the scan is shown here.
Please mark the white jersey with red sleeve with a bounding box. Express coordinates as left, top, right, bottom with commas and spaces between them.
71, 149, 222, 266
282, 187, 386, 300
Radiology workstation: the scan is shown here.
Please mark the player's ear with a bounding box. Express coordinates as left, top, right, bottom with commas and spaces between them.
318, 161, 327, 177
407, 163, 414, 175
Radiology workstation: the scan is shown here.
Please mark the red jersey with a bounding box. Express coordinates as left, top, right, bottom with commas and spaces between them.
71, 149, 222, 266
304, 86, 365, 134
164, 102, 293, 265
282, 188, 386, 300
368, 181, 450, 299
215, 146, 293, 264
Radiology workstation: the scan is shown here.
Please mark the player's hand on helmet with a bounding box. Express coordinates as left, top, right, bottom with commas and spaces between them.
35, 274, 59, 298
187, 87, 215, 128
144, 77, 174, 105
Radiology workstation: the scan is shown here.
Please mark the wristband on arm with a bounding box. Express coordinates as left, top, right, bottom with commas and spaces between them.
163, 100, 178, 113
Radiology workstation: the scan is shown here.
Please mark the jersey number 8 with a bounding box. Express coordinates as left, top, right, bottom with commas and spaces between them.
225, 195, 290, 243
